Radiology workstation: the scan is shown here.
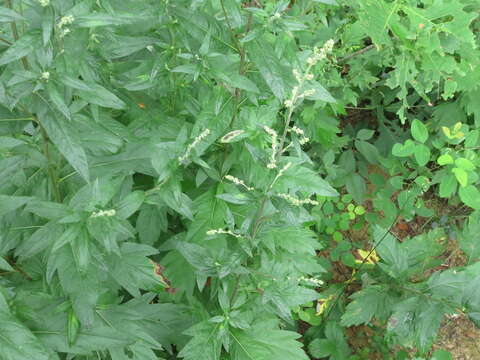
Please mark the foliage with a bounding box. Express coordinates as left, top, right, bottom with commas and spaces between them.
0, 0, 479, 359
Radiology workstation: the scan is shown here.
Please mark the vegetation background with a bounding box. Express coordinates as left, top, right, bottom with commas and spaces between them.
0, 0, 479, 359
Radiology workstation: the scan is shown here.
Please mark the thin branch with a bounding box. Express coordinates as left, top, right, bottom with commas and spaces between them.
338, 44, 375, 63
0, 36, 12, 45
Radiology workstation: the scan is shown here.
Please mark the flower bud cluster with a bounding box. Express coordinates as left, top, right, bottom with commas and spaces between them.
263, 126, 278, 169
39, 0, 50, 6
225, 175, 254, 191
58, 15, 75, 28
288, 126, 309, 145
178, 128, 210, 164
298, 276, 324, 286
277, 193, 319, 206
307, 39, 335, 66
58, 15, 75, 38
90, 209, 116, 218
41, 72, 50, 81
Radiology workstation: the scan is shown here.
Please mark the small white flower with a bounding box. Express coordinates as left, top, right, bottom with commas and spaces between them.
299, 137, 310, 145
302, 89, 316, 97
60, 28, 71, 38
305, 73, 314, 81
38, 0, 50, 6
58, 15, 75, 28
225, 175, 254, 191
289, 126, 304, 136
299, 276, 324, 286
277, 193, 319, 206
41, 72, 50, 81
146, 45, 154, 52
263, 126, 278, 170
284, 99, 293, 108
90, 209, 116, 218
292, 69, 302, 82
178, 128, 211, 164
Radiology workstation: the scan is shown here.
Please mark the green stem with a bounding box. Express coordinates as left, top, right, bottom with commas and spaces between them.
5, 0, 61, 202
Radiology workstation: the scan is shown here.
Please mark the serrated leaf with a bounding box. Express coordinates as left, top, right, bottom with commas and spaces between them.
274, 165, 338, 197
246, 39, 292, 100
231, 326, 309, 360
341, 286, 387, 326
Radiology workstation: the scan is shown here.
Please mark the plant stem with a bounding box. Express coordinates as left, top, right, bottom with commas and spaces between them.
338, 44, 375, 63
5, 0, 61, 202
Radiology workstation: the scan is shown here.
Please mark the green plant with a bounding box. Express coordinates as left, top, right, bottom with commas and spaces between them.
0, 0, 479, 359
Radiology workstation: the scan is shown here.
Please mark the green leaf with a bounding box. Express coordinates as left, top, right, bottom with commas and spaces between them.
109, 243, 166, 297
461, 213, 480, 261
455, 158, 475, 171
459, 186, 480, 210
313, 0, 338, 4
246, 38, 292, 100
231, 326, 309, 360
274, 165, 338, 197
411, 119, 428, 143
355, 140, 380, 164
0, 195, 30, 217
0, 256, 13, 271
308, 338, 334, 358
178, 321, 222, 360
259, 226, 319, 255
341, 285, 387, 326
345, 173, 366, 204
0, 34, 36, 66
305, 81, 336, 103
0, 6, 24, 22
356, 129, 375, 140
452, 167, 468, 187
75, 13, 145, 27
116, 191, 145, 219
414, 143, 430, 166
392, 140, 416, 157
24, 200, 71, 220
136, 205, 166, 245
60, 76, 126, 110
437, 154, 454, 165
47, 82, 71, 120
41, 113, 90, 182
67, 310, 80, 346
0, 308, 59, 360
439, 174, 457, 198
220, 74, 259, 93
